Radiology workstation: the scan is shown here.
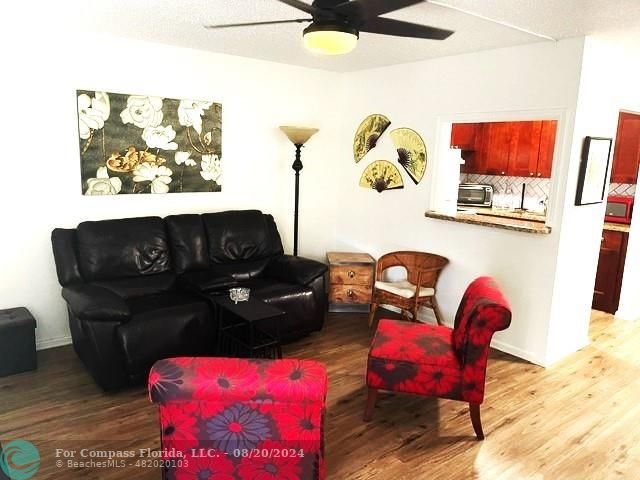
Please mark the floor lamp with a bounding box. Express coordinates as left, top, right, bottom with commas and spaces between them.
279, 126, 318, 256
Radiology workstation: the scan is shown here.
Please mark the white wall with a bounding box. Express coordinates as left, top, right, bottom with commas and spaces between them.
595, 32, 640, 322
5, 8, 634, 368
545, 31, 640, 362
0, 21, 343, 348
329, 39, 586, 365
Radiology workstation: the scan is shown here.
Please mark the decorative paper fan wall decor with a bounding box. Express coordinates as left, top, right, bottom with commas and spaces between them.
353, 114, 391, 163
359, 160, 404, 193
390, 128, 427, 185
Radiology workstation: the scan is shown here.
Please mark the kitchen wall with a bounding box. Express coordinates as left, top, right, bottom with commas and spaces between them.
0, 15, 343, 348
460, 173, 550, 212
609, 183, 636, 197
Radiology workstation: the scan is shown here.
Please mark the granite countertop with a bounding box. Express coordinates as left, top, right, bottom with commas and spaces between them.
603, 222, 631, 233
469, 207, 547, 222
425, 210, 552, 235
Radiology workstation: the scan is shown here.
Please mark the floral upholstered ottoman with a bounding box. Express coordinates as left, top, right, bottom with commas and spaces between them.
149, 357, 328, 479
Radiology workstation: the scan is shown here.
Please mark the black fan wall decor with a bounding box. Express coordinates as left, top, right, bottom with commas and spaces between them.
205, 0, 454, 55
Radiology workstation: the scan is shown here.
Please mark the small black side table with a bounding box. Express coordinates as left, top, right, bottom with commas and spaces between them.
212, 296, 285, 359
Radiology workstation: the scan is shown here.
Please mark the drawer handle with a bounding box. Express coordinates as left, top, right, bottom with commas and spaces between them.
348, 270, 356, 278
347, 289, 354, 297
602, 236, 605, 242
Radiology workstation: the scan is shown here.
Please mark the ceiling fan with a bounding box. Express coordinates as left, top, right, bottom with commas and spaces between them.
205, 0, 454, 56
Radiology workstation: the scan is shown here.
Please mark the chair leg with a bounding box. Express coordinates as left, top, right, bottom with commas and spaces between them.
363, 388, 378, 422
368, 303, 378, 328
469, 403, 484, 440
432, 297, 444, 326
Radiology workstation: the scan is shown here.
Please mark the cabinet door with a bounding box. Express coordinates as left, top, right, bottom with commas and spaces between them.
592, 230, 626, 313
507, 121, 543, 177
611, 112, 640, 184
536, 120, 557, 178
451, 123, 478, 149
480, 122, 511, 175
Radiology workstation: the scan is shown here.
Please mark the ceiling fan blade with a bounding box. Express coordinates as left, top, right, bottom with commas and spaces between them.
360, 16, 454, 40
334, 0, 424, 21
205, 18, 311, 29
276, 0, 321, 15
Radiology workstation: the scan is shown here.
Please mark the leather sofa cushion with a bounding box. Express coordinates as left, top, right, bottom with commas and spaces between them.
177, 271, 238, 293
76, 217, 171, 281
202, 210, 283, 264
92, 273, 176, 300
165, 214, 209, 274
118, 293, 211, 373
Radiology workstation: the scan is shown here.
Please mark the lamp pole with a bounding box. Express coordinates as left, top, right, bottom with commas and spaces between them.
292, 143, 304, 257
279, 126, 318, 257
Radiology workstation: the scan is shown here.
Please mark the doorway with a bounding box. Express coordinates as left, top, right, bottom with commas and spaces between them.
592, 110, 640, 316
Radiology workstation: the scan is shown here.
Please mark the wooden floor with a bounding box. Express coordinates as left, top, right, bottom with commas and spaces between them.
2, 310, 640, 479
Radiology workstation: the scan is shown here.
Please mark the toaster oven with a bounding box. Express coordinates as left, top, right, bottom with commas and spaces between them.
605, 195, 634, 224
457, 184, 494, 207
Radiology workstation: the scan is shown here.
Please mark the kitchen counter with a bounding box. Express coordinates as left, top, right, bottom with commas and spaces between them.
603, 222, 631, 233
425, 210, 551, 235
463, 207, 547, 222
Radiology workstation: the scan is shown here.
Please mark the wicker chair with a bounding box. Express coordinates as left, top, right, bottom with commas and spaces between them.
367, 251, 449, 327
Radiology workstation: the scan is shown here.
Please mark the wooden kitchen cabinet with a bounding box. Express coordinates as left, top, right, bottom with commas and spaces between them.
592, 229, 628, 314
610, 112, 640, 184
476, 122, 511, 175
508, 121, 543, 177
450, 123, 479, 149
537, 120, 557, 178
456, 120, 557, 178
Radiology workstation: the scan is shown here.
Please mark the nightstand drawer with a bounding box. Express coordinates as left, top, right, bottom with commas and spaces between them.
329, 284, 372, 304
329, 265, 373, 286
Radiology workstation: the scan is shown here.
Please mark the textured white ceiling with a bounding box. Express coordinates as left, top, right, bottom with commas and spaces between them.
71, 0, 640, 71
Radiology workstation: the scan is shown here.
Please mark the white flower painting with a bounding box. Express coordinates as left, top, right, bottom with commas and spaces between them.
76, 90, 222, 195
178, 99, 213, 135
120, 96, 163, 129
85, 167, 122, 195
133, 163, 173, 194
142, 125, 178, 151
78, 92, 110, 140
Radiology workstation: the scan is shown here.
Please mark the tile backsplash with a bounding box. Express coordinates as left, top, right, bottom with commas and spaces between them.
461, 174, 550, 211
609, 183, 636, 197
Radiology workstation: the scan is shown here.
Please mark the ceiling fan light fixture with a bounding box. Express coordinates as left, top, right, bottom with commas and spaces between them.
303, 23, 359, 55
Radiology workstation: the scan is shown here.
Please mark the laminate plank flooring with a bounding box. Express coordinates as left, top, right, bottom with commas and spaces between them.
1, 310, 639, 479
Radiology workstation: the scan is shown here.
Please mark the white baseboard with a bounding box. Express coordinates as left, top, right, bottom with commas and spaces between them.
490, 338, 546, 367
37, 335, 72, 351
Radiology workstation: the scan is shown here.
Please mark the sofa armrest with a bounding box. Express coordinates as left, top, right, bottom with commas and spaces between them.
62, 284, 130, 322
264, 255, 327, 286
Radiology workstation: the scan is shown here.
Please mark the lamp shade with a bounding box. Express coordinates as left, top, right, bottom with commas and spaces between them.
280, 126, 319, 145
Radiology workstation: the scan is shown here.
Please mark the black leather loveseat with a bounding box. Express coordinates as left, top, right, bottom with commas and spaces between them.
51, 210, 327, 391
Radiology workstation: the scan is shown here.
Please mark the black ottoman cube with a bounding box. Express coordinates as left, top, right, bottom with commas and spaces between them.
0, 307, 37, 377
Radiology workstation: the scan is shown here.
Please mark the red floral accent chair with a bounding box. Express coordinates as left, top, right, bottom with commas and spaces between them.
364, 276, 511, 439
149, 357, 328, 480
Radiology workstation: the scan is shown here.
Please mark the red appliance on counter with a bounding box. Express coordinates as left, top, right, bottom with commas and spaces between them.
605, 195, 634, 224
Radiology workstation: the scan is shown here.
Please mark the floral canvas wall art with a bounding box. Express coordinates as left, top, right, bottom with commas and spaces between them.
77, 90, 222, 195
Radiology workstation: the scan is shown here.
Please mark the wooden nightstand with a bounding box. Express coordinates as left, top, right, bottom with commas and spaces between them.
327, 252, 376, 312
